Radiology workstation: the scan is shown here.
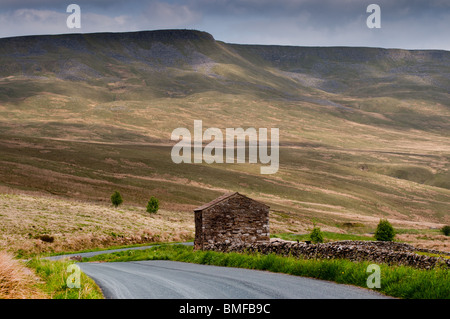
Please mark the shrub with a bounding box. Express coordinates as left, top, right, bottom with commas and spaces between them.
146, 196, 159, 214
37, 234, 54, 243
374, 219, 395, 241
110, 191, 123, 208
442, 225, 450, 236
309, 226, 324, 244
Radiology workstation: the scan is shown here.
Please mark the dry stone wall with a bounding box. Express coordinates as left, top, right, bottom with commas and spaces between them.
205, 240, 450, 269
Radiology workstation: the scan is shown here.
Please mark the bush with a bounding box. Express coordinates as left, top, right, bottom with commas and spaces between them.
37, 235, 54, 243
309, 226, 324, 244
146, 196, 159, 214
374, 219, 395, 241
110, 191, 123, 208
442, 225, 450, 236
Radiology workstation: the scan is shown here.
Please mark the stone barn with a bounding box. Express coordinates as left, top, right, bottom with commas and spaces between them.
194, 192, 270, 250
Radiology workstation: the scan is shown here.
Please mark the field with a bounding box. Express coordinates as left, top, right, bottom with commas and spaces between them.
0, 190, 193, 257
0, 185, 447, 258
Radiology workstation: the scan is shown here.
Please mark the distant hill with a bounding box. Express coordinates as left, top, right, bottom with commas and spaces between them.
0, 30, 449, 133
0, 30, 448, 228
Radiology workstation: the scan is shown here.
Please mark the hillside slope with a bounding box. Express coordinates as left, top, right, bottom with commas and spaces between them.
0, 30, 448, 234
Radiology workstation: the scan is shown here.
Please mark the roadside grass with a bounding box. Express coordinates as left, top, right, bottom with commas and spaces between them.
26, 258, 103, 299
0, 250, 47, 299
82, 244, 450, 299
43, 241, 179, 258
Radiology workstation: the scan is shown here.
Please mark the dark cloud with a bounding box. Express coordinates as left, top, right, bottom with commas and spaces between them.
0, 0, 448, 50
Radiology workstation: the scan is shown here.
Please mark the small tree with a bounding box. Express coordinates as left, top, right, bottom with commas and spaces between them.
442, 225, 450, 236
146, 196, 159, 214
309, 226, 324, 244
374, 219, 395, 241
110, 191, 123, 208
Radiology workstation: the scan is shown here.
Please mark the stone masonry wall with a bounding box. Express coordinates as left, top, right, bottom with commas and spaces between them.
200, 195, 269, 249
205, 240, 450, 269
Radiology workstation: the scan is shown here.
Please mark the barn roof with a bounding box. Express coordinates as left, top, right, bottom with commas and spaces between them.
193, 192, 269, 212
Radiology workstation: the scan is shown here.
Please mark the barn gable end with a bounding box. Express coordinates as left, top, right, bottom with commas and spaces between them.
194, 192, 270, 250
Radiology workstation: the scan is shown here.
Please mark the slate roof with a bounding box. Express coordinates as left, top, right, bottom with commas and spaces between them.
193, 192, 269, 212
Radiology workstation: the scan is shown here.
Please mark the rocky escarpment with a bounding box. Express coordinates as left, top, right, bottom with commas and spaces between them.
204, 240, 450, 269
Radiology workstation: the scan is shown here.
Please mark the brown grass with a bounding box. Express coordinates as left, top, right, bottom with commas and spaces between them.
0, 191, 195, 256
397, 234, 450, 252
1, 189, 447, 257
0, 250, 47, 299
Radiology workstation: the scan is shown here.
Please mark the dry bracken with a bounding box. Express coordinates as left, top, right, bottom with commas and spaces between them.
0, 250, 47, 299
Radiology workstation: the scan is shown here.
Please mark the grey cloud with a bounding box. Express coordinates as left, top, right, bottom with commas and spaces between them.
0, 0, 448, 50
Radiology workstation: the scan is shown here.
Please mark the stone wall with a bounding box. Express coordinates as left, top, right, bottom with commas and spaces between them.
205, 240, 450, 269
196, 194, 269, 250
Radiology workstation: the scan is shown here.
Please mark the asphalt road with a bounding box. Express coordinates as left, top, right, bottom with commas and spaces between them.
78, 260, 389, 299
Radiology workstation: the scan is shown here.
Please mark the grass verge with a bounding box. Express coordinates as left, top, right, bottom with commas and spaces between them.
0, 251, 47, 299
42, 241, 180, 258
26, 258, 104, 299
82, 244, 450, 299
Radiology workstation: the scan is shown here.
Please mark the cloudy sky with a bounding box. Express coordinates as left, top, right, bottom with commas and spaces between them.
0, 0, 449, 50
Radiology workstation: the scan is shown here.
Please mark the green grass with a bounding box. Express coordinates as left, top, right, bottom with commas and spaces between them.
82, 244, 450, 299
415, 251, 450, 260
273, 232, 375, 242
26, 258, 103, 299
394, 228, 443, 235
42, 241, 170, 258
